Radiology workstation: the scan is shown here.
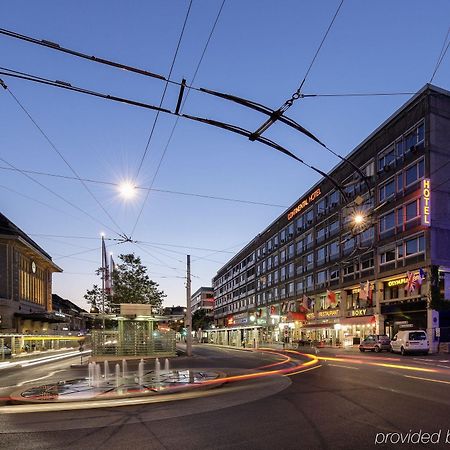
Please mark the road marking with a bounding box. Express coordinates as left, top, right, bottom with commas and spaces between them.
285, 364, 322, 377
328, 363, 359, 370
404, 375, 450, 385
16, 370, 66, 387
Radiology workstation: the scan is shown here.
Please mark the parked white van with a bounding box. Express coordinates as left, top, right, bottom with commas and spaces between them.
390, 330, 429, 355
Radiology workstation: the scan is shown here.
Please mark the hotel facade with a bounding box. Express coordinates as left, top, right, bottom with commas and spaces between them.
211, 84, 450, 352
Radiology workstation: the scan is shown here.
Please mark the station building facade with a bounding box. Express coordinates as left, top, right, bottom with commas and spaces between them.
0, 212, 62, 333
212, 84, 450, 351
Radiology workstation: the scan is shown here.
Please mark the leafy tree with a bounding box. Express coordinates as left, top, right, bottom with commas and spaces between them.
192, 309, 213, 331
112, 253, 166, 309
83, 284, 105, 313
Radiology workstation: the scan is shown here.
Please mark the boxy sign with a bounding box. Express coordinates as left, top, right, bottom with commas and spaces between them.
421, 178, 431, 226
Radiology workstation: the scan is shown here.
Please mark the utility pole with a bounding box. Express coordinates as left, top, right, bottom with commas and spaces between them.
186, 254, 192, 356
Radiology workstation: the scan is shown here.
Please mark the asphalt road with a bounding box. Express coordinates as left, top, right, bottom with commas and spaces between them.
1, 345, 450, 449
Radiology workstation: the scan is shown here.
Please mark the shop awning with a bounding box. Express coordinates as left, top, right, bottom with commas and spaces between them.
302, 323, 336, 329
287, 312, 306, 321
340, 316, 376, 326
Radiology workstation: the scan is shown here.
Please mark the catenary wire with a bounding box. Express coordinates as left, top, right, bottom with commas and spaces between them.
430, 26, 450, 83
0, 155, 119, 235
131, 0, 226, 236
134, 0, 193, 180
0, 164, 287, 208
3, 87, 125, 237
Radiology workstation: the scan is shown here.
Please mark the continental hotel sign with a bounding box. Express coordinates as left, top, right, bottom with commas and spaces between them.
287, 188, 322, 220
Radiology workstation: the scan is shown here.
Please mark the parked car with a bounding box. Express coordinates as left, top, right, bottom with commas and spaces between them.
390, 330, 429, 355
359, 335, 391, 353
0, 345, 12, 357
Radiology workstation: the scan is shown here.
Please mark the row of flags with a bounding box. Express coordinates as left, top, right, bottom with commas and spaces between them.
101, 236, 116, 297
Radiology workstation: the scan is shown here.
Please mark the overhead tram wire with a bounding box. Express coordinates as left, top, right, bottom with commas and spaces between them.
130, 0, 226, 237
430, 26, 450, 83
131, 0, 194, 238
0, 163, 287, 208
2, 84, 125, 238
248, 0, 345, 141
134, 0, 193, 181
0, 68, 349, 202
0, 154, 120, 236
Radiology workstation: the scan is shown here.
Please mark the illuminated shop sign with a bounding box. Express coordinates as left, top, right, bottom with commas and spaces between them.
317, 309, 339, 318
421, 178, 431, 226
306, 312, 315, 320
386, 273, 418, 287
287, 188, 322, 220
351, 309, 367, 317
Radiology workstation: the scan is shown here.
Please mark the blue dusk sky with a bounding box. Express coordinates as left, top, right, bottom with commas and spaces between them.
0, 1, 449, 310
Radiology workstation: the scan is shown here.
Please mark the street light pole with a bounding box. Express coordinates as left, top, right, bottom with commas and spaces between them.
186, 254, 192, 356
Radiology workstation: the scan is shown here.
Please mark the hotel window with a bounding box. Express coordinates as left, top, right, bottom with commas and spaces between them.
296, 240, 302, 256
288, 263, 295, 278
379, 211, 395, 234
273, 255, 279, 267
280, 286, 286, 299
296, 214, 304, 232
316, 226, 326, 244
296, 264, 303, 276
328, 240, 340, 259
267, 257, 272, 271
361, 256, 374, 271
316, 198, 326, 217
262, 260, 267, 273
273, 236, 279, 249
288, 244, 295, 259
405, 234, 425, 256
305, 275, 314, 291
343, 264, 355, 276
274, 287, 279, 300
296, 280, 304, 293
305, 209, 314, 226
329, 190, 339, 208
303, 232, 313, 250
267, 239, 273, 253
405, 199, 420, 223
360, 226, 374, 244
280, 266, 286, 281
380, 246, 396, 265
280, 249, 286, 263
273, 270, 279, 284
316, 246, 326, 266
343, 235, 355, 253
378, 146, 395, 171
287, 223, 294, 239
330, 268, 340, 280
288, 282, 295, 296
328, 218, 339, 236
319, 295, 327, 310
404, 158, 424, 188
267, 273, 272, 287
379, 178, 395, 202
316, 269, 327, 286
304, 252, 314, 270
280, 228, 287, 243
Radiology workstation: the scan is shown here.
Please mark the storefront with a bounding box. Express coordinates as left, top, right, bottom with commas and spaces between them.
301, 308, 340, 346
340, 309, 377, 346
205, 325, 261, 348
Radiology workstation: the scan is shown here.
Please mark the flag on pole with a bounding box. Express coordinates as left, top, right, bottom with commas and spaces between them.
406, 271, 416, 293
366, 280, 373, 307
359, 282, 368, 301
416, 268, 426, 287
302, 294, 309, 311
327, 289, 337, 305
110, 254, 116, 296
101, 236, 111, 295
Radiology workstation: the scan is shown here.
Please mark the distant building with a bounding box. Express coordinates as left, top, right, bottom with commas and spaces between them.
191, 287, 214, 316
0, 212, 62, 333
51, 294, 88, 334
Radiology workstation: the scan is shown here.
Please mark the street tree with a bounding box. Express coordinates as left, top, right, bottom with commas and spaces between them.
192, 309, 213, 331
83, 284, 105, 313
112, 253, 166, 309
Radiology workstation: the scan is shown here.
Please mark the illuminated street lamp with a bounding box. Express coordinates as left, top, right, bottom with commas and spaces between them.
118, 181, 136, 200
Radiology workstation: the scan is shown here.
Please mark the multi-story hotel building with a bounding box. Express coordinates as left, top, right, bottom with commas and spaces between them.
190, 287, 214, 317
212, 84, 450, 352
0, 212, 62, 333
